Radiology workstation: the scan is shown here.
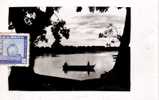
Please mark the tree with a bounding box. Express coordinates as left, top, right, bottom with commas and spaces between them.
51, 20, 70, 47
100, 7, 131, 90
98, 33, 104, 38
89, 7, 109, 13
8, 7, 70, 69
9, 7, 62, 47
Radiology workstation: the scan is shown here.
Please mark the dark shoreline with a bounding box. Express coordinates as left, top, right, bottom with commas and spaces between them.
32, 46, 119, 56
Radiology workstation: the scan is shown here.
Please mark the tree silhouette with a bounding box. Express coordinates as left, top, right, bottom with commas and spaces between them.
100, 7, 131, 90
8, 7, 70, 70
51, 20, 70, 47
98, 33, 103, 38
9, 7, 70, 48
89, 7, 109, 13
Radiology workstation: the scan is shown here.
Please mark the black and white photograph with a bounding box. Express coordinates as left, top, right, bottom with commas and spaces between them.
8, 6, 131, 91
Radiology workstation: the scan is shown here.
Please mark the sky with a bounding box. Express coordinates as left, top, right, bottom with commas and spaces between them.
37, 7, 126, 47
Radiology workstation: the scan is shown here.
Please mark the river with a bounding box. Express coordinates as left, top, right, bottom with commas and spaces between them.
34, 51, 118, 80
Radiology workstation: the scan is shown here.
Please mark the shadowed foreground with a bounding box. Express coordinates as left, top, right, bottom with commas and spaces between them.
9, 7, 130, 91
9, 47, 130, 91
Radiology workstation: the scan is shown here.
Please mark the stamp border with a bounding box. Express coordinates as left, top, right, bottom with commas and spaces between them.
0, 33, 30, 66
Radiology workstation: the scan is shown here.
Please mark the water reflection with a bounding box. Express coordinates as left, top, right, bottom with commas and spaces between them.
34, 51, 118, 80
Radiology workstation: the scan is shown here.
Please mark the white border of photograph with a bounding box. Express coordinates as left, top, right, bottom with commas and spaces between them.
0, 0, 158, 100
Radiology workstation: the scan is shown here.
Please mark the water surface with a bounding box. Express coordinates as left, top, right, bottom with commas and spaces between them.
34, 51, 118, 80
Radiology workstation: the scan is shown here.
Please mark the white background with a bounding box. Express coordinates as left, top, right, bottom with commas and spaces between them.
0, 0, 158, 100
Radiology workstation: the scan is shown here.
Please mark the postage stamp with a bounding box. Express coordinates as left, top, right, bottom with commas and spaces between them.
0, 33, 29, 66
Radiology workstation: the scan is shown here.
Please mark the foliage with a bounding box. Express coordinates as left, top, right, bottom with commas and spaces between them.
9, 7, 70, 47
51, 20, 70, 47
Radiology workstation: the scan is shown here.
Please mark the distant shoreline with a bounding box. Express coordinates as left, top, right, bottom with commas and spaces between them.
31, 46, 119, 56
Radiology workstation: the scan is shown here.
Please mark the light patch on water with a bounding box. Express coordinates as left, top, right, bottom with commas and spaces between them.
34, 51, 118, 80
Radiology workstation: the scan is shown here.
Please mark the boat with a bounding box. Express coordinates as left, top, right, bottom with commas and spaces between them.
63, 61, 95, 75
